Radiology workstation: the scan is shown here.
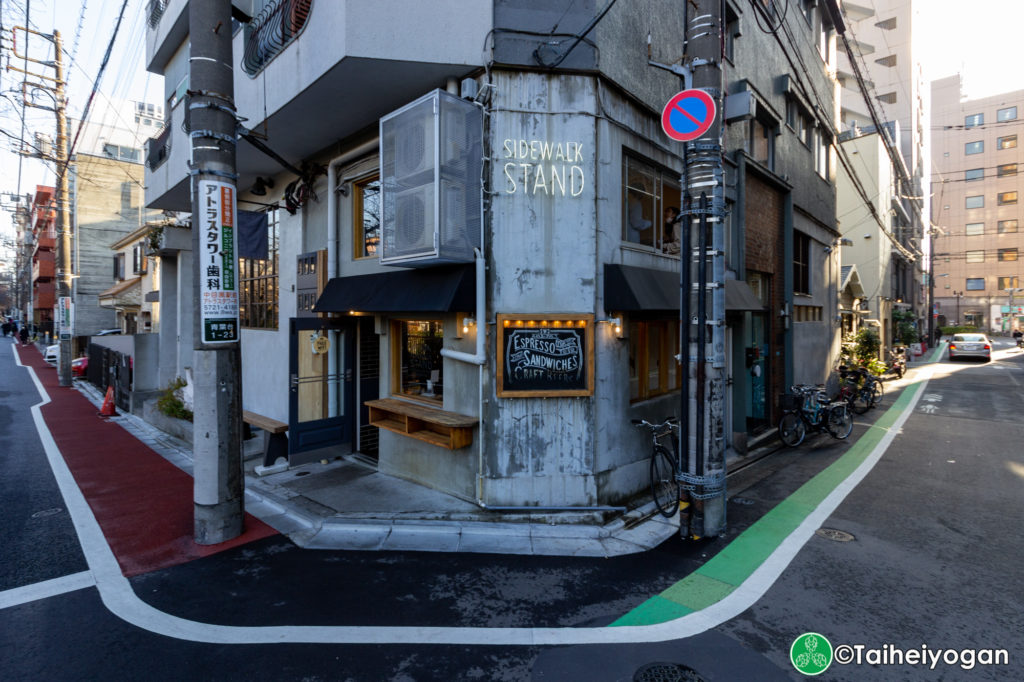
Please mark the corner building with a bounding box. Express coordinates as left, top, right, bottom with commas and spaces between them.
144, 1, 839, 514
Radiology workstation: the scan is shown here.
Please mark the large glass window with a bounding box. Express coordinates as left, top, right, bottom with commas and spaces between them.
999, 220, 1018, 233
622, 154, 681, 254
965, 168, 984, 181
627, 319, 681, 403
965, 141, 984, 155
965, 195, 984, 209
998, 191, 1018, 205
392, 320, 444, 405
998, 106, 1018, 122
966, 278, 985, 291
966, 222, 984, 236
998, 163, 1018, 178
998, 135, 1017, 150
964, 113, 984, 128
239, 208, 279, 329
999, 276, 1020, 290
965, 250, 985, 263
999, 248, 1018, 261
354, 174, 381, 259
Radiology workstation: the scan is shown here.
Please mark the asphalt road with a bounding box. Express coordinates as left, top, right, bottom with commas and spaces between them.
2, 336, 1022, 680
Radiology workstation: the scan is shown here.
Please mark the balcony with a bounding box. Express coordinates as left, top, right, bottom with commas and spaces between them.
146, 119, 172, 171
32, 252, 55, 281
34, 228, 56, 251
241, 0, 312, 76
147, 0, 169, 28
34, 284, 55, 311
144, 97, 191, 211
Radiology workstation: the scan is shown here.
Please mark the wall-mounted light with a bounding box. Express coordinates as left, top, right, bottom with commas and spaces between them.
251, 176, 274, 196
601, 316, 624, 338
456, 314, 476, 338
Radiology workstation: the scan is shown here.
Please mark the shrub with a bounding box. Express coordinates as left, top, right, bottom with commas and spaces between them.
157, 377, 193, 422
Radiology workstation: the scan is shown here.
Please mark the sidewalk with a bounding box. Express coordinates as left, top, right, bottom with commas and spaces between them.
49, 356, 682, 558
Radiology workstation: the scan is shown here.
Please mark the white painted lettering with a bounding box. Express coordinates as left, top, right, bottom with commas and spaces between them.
570, 165, 585, 196
503, 162, 518, 194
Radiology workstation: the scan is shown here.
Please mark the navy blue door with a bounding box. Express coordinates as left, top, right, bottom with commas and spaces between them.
288, 317, 355, 456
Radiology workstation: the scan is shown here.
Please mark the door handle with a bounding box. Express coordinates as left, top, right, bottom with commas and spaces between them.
290, 373, 298, 392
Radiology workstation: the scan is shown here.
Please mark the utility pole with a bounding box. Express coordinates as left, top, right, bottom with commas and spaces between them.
189, 0, 244, 544
53, 31, 73, 387
682, 0, 727, 539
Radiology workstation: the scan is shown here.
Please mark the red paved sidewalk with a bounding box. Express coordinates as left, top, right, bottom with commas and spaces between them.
20, 343, 276, 577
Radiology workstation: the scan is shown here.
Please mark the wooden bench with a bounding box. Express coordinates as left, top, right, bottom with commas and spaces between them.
365, 398, 476, 450
243, 410, 289, 467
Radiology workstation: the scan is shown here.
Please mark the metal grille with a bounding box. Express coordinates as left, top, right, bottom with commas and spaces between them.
242, 0, 314, 76
633, 662, 706, 682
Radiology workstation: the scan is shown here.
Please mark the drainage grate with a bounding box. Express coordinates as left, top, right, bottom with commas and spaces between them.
633, 662, 706, 682
815, 527, 855, 542
31, 508, 64, 519
730, 496, 756, 506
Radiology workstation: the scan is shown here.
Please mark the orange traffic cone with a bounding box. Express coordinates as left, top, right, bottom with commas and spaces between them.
99, 385, 117, 417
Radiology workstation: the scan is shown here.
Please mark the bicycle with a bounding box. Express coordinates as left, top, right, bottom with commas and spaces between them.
777, 385, 853, 446
839, 365, 882, 410
632, 417, 680, 518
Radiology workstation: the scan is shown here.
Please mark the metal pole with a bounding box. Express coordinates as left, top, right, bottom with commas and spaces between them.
54, 31, 74, 386
190, 0, 244, 544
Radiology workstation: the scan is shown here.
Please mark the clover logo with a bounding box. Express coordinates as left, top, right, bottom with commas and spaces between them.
790, 632, 833, 675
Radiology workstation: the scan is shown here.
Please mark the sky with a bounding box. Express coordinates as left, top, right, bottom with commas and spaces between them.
1, 0, 1023, 264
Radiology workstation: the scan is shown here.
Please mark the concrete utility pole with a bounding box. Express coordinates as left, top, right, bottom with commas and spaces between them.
681, 0, 727, 538
189, 0, 244, 544
53, 31, 74, 387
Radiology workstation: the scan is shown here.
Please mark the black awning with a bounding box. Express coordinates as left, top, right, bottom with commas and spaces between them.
604, 264, 678, 311
313, 264, 475, 313
725, 279, 764, 311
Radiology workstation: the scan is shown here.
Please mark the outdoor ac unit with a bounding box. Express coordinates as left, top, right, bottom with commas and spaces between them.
379, 89, 482, 267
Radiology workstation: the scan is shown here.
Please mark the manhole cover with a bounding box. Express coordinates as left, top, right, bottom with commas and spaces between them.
633, 662, 706, 682
815, 527, 855, 542
730, 497, 756, 506
294, 471, 311, 477
31, 508, 64, 519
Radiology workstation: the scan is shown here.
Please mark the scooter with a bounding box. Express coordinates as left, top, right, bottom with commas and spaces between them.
886, 347, 907, 378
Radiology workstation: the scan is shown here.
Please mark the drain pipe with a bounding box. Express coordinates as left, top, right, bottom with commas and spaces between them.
326, 137, 379, 416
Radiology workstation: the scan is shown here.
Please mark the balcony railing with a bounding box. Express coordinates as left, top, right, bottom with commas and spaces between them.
147, 120, 172, 171
147, 0, 169, 29
242, 0, 313, 76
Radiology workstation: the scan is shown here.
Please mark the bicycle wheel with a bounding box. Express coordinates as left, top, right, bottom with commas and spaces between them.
868, 381, 883, 407
826, 404, 853, 439
778, 411, 806, 447
849, 388, 870, 414
650, 445, 679, 518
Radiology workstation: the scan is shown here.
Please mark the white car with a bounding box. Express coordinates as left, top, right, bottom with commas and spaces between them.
44, 344, 59, 364
947, 333, 991, 362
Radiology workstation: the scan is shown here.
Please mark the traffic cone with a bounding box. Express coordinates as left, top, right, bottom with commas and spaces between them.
99, 386, 116, 417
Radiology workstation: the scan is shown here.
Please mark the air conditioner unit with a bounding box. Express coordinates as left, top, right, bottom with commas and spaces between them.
379, 89, 482, 267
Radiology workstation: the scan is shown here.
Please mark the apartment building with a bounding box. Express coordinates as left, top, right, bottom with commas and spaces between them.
143, 0, 840, 512
931, 75, 1024, 332
836, 0, 927, 344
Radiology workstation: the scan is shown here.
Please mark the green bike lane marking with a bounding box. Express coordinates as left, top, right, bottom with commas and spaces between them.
612, 347, 943, 627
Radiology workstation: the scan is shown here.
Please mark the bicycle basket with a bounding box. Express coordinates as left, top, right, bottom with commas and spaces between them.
780, 392, 803, 411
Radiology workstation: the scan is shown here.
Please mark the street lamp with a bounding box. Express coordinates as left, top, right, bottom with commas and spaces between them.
953, 290, 964, 326
1006, 287, 1024, 332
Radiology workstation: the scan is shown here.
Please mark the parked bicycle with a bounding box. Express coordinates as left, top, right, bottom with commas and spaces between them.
632, 417, 680, 518
838, 365, 880, 414
777, 384, 853, 446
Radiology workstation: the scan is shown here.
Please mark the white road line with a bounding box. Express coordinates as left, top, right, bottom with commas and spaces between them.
13, 342, 930, 645
0, 571, 96, 610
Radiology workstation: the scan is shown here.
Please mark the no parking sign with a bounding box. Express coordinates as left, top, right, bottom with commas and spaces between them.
661, 89, 716, 142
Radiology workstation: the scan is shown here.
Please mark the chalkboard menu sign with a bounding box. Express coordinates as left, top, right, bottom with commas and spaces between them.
497, 314, 594, 397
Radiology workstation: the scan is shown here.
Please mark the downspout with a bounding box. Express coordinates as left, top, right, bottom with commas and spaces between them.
326, 137, 379, 416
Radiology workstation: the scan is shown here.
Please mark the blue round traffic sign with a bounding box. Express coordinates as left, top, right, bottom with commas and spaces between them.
661, 89, 716, 142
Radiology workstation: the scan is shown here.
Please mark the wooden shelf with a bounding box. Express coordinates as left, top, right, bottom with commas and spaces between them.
366, 399, 476, 450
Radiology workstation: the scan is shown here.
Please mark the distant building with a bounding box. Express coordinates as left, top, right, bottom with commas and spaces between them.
931, 75, 1024, 332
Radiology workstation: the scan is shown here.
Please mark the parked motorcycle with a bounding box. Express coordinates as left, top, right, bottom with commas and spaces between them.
886, 347, 907, 378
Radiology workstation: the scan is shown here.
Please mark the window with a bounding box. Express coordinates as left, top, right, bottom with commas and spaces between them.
622, 154, 682, 253
965, 195, 984, 209
239, 209, 279, 329
392, 320, 444, 405
627, 319, 681, 403
794, 305, 822, 322
965, 250, 985, 263
965, 168, 984, 181
120, 182, 134, 211
999, 248, 1018, 261
725, 4, 740, 62
102, 144, 141, 162
999, 191, 1018, 205
801, 0, 815, 26
169, 74, 189, 109
964, 113, 984, 128
998, 106, 1018, 122
113, 253, 126, 281
998, 163, 1018, 177
965, 141, 984, 155
998, 135, 1017, 149
815, 128, 830, 179
787, 101, 812, 147
999, 219, 1018, 233
966, 278, 985, 291
131, 244, 147, 274
966, 222, 984, 236
354, 175, 381, 259
794, 231, 811, 294
999, 276, 1020, 290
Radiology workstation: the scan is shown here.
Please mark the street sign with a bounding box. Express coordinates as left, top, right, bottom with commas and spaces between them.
661, 89, 717, 142
57, 296, 73, 340
198, 180, 240, 344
